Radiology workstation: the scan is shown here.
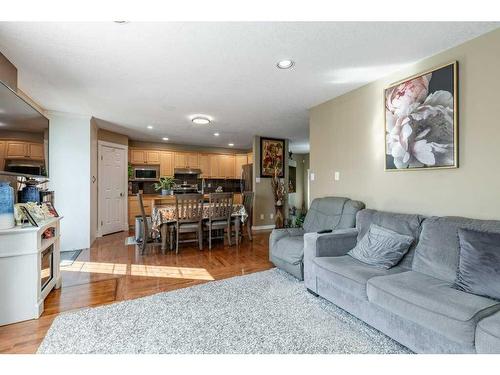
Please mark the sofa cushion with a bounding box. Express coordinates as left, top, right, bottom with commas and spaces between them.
412, 216, 500, 283
355, 209, 424, 269
272, 235, 304, 265
476, 311, 500, 353
348, 224, 414, 269
367, 271, 500, 344
303, 197, 364, 233
312, 255, 405, 300
454, 228, 500, 300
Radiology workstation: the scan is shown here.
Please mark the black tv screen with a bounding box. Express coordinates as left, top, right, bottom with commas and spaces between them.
0, 80, 49, 178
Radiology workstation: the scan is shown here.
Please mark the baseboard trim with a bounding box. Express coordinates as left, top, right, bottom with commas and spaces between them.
252, 224, 275, 231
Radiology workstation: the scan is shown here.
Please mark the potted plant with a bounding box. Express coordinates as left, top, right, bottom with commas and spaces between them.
153, 176, 175, 196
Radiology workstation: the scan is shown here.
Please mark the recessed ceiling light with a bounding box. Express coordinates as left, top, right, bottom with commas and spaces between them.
114, 21, 130, 24
192, 116, 211, 125
162, 137, 169, 141
213, 132, 220, 137
277, 59, 295, 69
147, 125, 153, 129
228, 143, 234, 147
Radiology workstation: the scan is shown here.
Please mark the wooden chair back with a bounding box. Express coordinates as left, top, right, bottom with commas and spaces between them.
242, 191, 254, 223
137, 193, 149, 243
208, 193, 234, 222
175, 194, 204, 224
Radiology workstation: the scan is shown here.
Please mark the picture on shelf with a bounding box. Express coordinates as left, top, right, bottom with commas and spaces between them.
43, 202, 59, 217
385, 61, 458, 171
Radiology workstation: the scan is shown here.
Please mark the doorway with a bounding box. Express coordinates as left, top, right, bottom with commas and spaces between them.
98, 141, 128, 236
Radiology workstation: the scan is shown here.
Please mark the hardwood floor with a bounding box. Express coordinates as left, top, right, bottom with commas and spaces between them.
0, 230, 273, 354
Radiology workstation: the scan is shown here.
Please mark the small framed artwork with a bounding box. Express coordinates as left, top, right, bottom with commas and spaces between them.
260, 137, 285, 178
385, 61, 458, 171
44, 202, 59, 217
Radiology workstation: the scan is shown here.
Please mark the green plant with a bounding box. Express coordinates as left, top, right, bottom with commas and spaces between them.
128, 163, 133, 180
153, 176, 175, 191
295, 212, 306, 228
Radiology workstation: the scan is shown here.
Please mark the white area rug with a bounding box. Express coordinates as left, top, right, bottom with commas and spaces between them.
38, 269, 411, 354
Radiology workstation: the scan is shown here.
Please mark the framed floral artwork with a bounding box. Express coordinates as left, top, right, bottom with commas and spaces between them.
385, 61, 458, 171
260, 137, 285, 177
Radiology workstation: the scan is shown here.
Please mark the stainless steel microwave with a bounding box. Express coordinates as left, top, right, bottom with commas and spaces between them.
133, 166, 159, 180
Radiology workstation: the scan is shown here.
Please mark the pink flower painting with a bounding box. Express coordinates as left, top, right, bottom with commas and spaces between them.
385, 62, 457, 170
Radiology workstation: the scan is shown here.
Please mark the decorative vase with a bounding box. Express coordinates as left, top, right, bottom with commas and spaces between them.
19, 184, 40, 203
161, 189, 168, 196
0, 181, 15, 229
275, 204, 284, 229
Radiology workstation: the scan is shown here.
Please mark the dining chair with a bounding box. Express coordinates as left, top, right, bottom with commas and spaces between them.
204, 192, 234, 250
174, 193, 204, 254
239, 191, 254, 241
137, 193, 161, 254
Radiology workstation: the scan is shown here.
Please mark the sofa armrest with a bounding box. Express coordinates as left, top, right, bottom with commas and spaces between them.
303, 228, 358, 292
269, 228, 305, 261
304, 228, 358, 259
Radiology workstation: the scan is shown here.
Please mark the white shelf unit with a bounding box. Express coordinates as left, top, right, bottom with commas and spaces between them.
0, 217, 62, 326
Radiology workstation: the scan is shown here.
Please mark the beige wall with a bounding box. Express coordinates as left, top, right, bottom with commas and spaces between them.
0, 52, 17, 91
98, 128, 129, 146
310, 28, 500, 220
252, 135, 289, 227
129, 140, 249, 154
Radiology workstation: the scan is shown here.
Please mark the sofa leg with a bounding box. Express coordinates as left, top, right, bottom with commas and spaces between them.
307, 288, 319, 297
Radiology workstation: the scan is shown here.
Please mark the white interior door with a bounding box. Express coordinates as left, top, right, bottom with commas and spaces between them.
99, 143, 127, 235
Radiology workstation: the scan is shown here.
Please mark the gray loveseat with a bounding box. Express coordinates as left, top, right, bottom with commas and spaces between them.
304, 209, 500, 353
269, 197, 365, 280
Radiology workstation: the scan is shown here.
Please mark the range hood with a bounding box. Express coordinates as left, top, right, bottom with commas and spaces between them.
174, 168, 202, 175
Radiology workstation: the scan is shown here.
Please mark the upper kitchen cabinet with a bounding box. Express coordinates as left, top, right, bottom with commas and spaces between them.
247, 152, 253, 164
174, 152, 199, 169
5, 140, 44, 160
219, 154, 236, 178
198, 153, 211, 177
159, 151, 174, 177
234, 154, 248, 178
129, 149, 160, 164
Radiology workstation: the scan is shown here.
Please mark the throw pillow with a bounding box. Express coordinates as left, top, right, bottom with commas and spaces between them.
454, 228, 500, 300
348, 224, 414, 269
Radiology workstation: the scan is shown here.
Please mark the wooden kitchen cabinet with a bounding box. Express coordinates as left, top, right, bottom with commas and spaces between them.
174, 152, 199, 168
0, 141, 5, 170
129, 149, 160, 164
159, 151, 174, 177
5, 141, 44, 160
219, 154, 236, 178
130, 149, 146, 164
234, 154, 248, 178
145, 150, 160, 164
28, 143, 44, 160
247, 152, 253, 164
198, 153, 211, 177
128, 196, 152, 226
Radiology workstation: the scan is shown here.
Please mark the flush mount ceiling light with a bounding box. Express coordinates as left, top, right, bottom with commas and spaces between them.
147, 125, 153, 129
228, 143, 234, 147
276, 59, 295, 69
191, 116, 211, 125
162, 137, 169, 141
113, 21, 130, 24
213, 132, 220, 137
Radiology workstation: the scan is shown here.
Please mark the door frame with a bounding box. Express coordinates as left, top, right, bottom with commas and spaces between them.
97, 140, 129, 237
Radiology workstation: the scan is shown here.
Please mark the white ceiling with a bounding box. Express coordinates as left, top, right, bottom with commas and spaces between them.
0, 22, 498, 153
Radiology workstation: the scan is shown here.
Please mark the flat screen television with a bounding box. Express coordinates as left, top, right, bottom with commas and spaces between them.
0, 80, 49, 178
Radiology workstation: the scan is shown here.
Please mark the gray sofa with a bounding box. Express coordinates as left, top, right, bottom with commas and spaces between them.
269, 197, 365, 280
304, 209, 500, 353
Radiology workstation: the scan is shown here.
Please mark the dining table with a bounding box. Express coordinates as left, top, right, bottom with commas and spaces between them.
151, 203, 248, 250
